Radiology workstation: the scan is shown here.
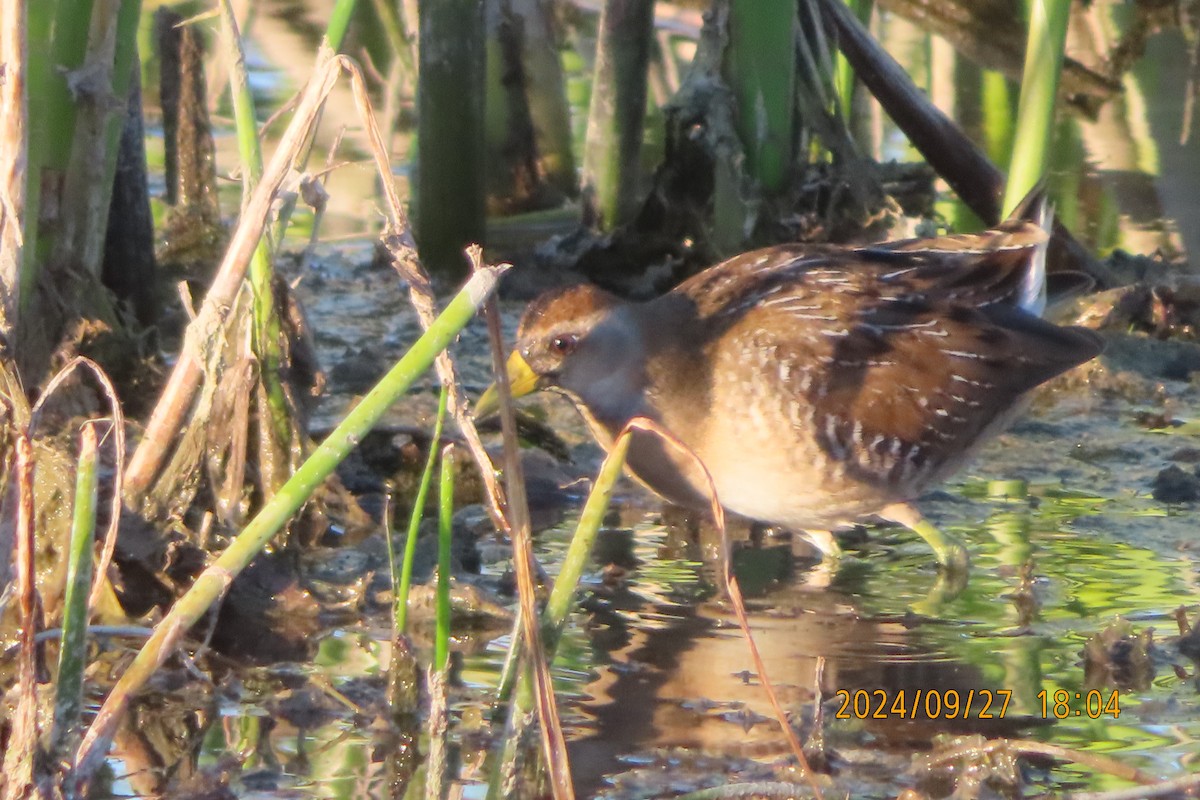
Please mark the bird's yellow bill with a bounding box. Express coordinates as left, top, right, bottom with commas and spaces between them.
474, 350, 540, 418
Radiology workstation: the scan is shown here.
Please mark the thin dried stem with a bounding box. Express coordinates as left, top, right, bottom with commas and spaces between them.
616, 417, 823, 799
347, 61, 509, 535
483, 294, 574, 800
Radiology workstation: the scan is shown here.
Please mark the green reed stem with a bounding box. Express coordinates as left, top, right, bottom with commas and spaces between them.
495, 431, 631, 703
981, 69, 1015, 167
22, 0, 90, 306
75, 266, 506, 780
325, 0, 358, 51
218, 0, 292, 452
541, 433, 631, 647
834, 0, 873, 121
270, 0, 357, 246
1003, 0, 1069, 216
392, 384, 448, 633
369, 0, 414, 72
726, 0, 798, 193
52, 424, 100, 752
581, 0, 656, 230
435, 443, 455, 671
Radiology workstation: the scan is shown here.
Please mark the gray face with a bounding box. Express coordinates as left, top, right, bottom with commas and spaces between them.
519, 305, 647, 426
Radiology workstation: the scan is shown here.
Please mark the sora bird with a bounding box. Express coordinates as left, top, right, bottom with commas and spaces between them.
476, 195, 1104, 570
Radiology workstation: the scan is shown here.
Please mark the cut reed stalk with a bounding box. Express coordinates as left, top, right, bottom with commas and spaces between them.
726, 0, 798, 193
22, 0, 91, 304
416, 0, 486, 281
52, 0, 141, 298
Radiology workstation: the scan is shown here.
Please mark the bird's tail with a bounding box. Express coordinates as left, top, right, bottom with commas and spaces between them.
1007, 184, 1051, 318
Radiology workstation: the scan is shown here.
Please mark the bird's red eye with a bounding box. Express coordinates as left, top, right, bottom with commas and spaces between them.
550, 334, 578, 355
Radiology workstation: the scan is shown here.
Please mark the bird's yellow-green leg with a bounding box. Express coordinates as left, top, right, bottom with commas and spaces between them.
795, 529, 842, 590
800, 529, 842, 560
880, 503, 970, 572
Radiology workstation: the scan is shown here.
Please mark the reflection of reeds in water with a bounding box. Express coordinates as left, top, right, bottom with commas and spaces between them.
568, 566, 1030, 796
873, 0, 1193, 261
1072, 2, 1193, 259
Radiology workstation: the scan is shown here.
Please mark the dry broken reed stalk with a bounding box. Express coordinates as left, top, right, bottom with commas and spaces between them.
0, 0, 25, 338
483, 293, 575, 800
73, 264, 506, 785
123, 46, 342, 501
424, 666, 450, 800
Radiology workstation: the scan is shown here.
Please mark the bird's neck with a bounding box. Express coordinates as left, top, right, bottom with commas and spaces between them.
568, 305, 651, 427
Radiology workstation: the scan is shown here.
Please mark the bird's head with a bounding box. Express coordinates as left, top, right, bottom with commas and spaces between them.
475, 284, 630, 418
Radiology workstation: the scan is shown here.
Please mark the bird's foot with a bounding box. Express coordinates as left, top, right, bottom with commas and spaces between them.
909, 568, 969, 616
879, 503, 971, 574
798, 528, 842, 561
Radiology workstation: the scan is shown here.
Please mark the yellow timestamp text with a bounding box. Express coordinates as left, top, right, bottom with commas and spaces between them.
1037, 689, 1121, 719
833, 689, 1012, 720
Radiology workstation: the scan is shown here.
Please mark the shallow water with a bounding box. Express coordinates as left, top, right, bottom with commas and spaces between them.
117, 476, 1197, 797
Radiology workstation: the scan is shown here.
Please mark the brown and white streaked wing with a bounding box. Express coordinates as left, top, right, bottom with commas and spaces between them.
751, 295, 1102, 493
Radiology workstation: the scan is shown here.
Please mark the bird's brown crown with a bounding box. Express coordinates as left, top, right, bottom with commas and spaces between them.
516, 283, 622, 342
